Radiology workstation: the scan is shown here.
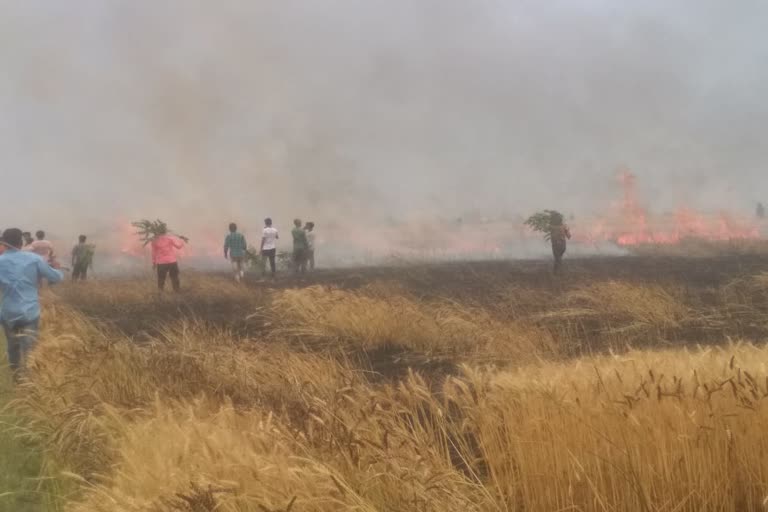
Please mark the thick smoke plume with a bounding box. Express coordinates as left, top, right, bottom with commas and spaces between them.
2, 1, 768, 268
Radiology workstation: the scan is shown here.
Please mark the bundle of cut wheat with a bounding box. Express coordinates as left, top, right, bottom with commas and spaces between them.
524, 210, 565, 241
131, 219, 189, 246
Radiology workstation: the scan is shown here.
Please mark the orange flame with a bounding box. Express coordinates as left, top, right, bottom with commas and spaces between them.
580, 170, 760, 247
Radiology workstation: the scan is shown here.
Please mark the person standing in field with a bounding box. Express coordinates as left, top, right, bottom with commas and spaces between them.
260, 217, 279, 278
151, 225, 185, 292
304, 221, 316, 271
25, 230, 57, 266
0, 228, 63, 380
291, 218, 309, 275
550, 212, 571, 274
71, 235, 94, 281
224, 222, 247, 283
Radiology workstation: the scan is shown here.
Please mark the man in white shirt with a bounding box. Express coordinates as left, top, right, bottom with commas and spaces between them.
304, 222, 316, 271
260, 217, 279, 278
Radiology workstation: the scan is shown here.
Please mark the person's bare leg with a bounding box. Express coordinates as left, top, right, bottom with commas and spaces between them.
232, 260, 241, 282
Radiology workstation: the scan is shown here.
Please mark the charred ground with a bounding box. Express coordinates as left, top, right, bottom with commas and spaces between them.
55, 255, 768, 381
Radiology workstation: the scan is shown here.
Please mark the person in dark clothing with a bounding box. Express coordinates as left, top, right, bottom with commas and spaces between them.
156, 262, 180, 291
549, 212, 571, 274
71, 235, 94, 281
291, 218, 308, 275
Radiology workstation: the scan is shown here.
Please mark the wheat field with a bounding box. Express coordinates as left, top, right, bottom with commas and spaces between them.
4, 261, 768, 511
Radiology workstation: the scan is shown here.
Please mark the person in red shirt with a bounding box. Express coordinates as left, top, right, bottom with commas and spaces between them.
150, 225, 185, 292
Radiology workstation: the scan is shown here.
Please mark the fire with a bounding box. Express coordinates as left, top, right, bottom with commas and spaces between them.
117, 220, 146, 257
112, 221, 233, 266
579, 170, 761, 247
92, 169, 762, 271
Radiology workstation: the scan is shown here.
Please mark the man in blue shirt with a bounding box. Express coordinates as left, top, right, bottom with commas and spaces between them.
0, 228, 63, 378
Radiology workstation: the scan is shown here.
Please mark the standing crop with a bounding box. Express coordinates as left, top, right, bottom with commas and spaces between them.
244, 246, 292, 271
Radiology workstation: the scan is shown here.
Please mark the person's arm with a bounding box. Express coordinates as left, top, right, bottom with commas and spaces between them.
172, 237, 184, 250
71, 247, 77, 267
37, 257, 63, 284
151, 239, 158, 266
565, 227, 572, 240
224, 235, 230, 259
260, 232, 266, 251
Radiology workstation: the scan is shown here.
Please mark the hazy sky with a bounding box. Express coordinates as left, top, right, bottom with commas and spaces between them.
2, 0, 767, 236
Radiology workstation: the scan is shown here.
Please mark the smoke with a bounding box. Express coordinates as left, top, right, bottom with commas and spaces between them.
2, 1, 768, 265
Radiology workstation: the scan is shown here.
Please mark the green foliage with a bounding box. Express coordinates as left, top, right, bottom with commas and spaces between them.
132, 219, 189, 247
0, 348, 70, 511
277, 250, 292, 269
245, 247, 292, 271
244, 246, 262, 268
525, 210, 564, 242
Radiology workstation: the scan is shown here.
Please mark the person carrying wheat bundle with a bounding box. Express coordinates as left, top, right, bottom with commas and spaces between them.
525, 210, 572, 275
549, 212, 571, 274
151, 224, 185, 292
134, 220, 188, 292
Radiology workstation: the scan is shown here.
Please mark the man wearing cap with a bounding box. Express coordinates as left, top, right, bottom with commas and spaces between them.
0, 228, 63, 379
